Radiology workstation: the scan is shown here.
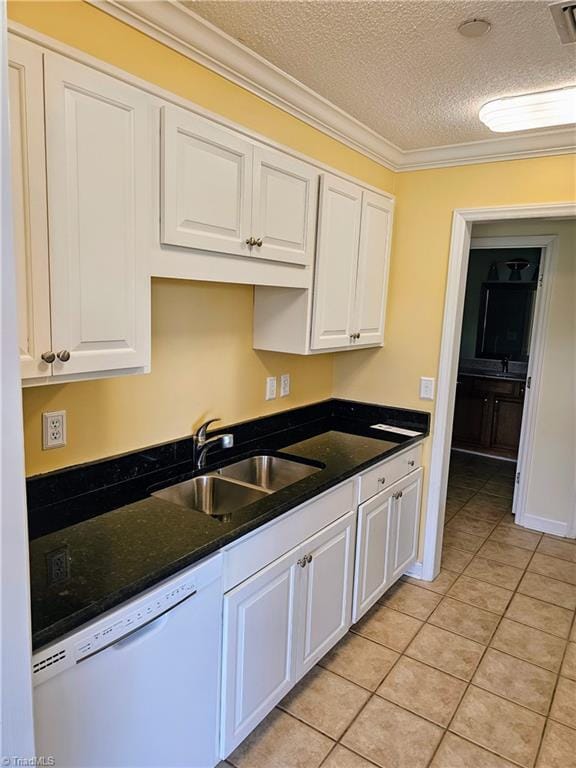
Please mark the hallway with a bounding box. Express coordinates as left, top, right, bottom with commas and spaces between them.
219, 452, 576, 768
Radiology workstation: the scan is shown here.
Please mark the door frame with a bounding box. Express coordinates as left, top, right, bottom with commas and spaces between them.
468, 235, 558, 531
1, 5, 36, 759
421, 203, 576, 582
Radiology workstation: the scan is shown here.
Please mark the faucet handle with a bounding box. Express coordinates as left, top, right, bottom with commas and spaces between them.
195, 418, 221, 445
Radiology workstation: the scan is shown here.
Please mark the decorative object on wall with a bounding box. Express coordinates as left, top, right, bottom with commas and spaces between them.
487, 261, 499, 281
506, 258, 530, 281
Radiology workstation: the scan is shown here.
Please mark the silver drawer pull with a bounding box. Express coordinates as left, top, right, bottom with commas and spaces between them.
408, 459, 415, 467
378, 477, 386, 485
297, 557, 307, 568
306, 554, 312, 564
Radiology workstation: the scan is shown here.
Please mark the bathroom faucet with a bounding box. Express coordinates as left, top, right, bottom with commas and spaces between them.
501, 356, 510, 374
193, 418, 234, 469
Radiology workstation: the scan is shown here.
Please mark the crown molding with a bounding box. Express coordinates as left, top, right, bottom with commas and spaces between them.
85, 1, 576, 171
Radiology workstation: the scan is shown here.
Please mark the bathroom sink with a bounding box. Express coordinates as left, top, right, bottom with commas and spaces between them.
153, 475, 269, 519
216, 454, 321, 491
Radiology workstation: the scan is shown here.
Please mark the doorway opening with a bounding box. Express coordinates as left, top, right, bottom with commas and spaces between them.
420, 204, 576, 582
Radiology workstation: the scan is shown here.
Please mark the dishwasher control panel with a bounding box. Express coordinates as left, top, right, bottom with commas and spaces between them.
32, 574, 198, 686
73, 580, 196, 662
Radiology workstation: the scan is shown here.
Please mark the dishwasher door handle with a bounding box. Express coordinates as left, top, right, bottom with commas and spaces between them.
77, 588, 197, 663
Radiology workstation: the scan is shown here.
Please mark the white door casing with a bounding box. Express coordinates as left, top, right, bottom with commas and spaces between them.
44, 53, 151, 375
8, 36, 51, 379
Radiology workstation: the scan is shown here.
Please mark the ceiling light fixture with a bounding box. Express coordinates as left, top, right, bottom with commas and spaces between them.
458, 18, 491, 37
479, 87, 576, 132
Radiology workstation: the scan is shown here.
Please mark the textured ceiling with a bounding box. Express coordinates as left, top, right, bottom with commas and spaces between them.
186, 0, 576, 150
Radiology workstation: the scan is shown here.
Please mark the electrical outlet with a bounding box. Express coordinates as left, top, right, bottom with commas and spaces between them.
265, 376, 277, 401
42, 410, 67, 449
46, 546, 70, 584
280, 373, 290, 397
419, 377, 435, 401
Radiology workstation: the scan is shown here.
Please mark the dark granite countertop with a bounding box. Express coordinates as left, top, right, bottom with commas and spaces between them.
28, 399, 429, 650
458, 371, 527, 382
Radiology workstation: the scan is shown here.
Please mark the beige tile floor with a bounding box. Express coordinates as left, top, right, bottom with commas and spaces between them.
220, 452, 576, 768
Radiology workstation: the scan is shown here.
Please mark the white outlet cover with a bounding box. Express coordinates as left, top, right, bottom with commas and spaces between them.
280, 373, 290, 397
43, 410, 67, 449
265, 376, 277, 401
419, 377, 435, 401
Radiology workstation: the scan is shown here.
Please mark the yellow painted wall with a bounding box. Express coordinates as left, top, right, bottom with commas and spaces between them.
334, 154, 576, 554
334, 155, 576, 410
9, 0, 394, 476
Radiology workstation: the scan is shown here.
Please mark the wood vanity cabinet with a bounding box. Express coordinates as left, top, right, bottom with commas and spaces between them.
452, 375, 526, 459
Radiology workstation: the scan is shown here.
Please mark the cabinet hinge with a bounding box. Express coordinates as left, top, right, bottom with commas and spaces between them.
516, 472, 521, 485
538, 275, 544, 288
526, 376, 531, 389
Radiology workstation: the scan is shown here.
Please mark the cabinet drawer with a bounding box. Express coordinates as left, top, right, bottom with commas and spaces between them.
223, 479, 355, 592
472, 378, 517, 396
358, 445, 422, 504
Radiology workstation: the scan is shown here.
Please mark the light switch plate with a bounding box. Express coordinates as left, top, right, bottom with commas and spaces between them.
43, 410, 67, 449
280, 373, 290, 397
419, 377, 435, 400
265, 376, 277, 401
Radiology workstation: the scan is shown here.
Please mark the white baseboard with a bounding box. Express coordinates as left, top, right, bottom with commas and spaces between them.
519, 514, 569, 538
404, 561, 424, 579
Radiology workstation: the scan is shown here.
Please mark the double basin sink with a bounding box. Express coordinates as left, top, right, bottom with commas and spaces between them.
152, 454, 322, 521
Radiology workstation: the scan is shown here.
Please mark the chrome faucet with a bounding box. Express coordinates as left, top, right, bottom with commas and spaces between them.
501, 355, 510, 374
193, 418, 234, 470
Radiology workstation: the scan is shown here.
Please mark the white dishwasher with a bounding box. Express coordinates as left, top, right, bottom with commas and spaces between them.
32, 553, 223, 768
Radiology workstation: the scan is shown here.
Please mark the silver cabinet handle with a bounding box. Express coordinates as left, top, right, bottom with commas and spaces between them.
41, 351, 55, 363
378, 477, 386, 485
298, 557, 307, 568
355, 333, 361, 340
393, 490, 404, 500
255, 238, 263, 247
245, 237, 256, 246
306, 554, 312, 564
57, 350, 71, 362
408, 459, 415, 467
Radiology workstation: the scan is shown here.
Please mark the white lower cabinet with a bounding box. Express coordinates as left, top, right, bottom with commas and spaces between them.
353, 467, 423, 622
389, 468, 423, 583
295, 511, 356, 675
220, 510, 356, 758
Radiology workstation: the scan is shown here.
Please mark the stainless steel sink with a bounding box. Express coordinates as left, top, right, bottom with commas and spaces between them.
216, 454, 321, 491
153, 475, 269, 519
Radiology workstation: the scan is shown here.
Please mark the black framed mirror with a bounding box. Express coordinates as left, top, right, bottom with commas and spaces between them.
476, 282, 537, 361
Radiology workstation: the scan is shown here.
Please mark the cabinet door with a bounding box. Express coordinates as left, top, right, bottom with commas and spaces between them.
310, 174, 362, 350
161, 106, 253, 256
251, 146, 318, 266
353, 191, 393, 346
8, 37, 52, 379
389, 469, 423, 584
452, 384, 490, 449
352, 486, 394, 622
490, 397, 524, 458
44, 54, 151, 376
221, 548, 299, 757
296, 510, 356, 675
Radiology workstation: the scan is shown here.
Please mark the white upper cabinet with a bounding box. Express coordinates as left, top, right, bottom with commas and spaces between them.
354, 190, 393, 346
44, 54, 151, 377
251, 146, 318, 266
254, 174, 394, 354
9, 37, 52, 380
161, 108, 253, 257
310, 175, 362, 350
161, 106, 318, 268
